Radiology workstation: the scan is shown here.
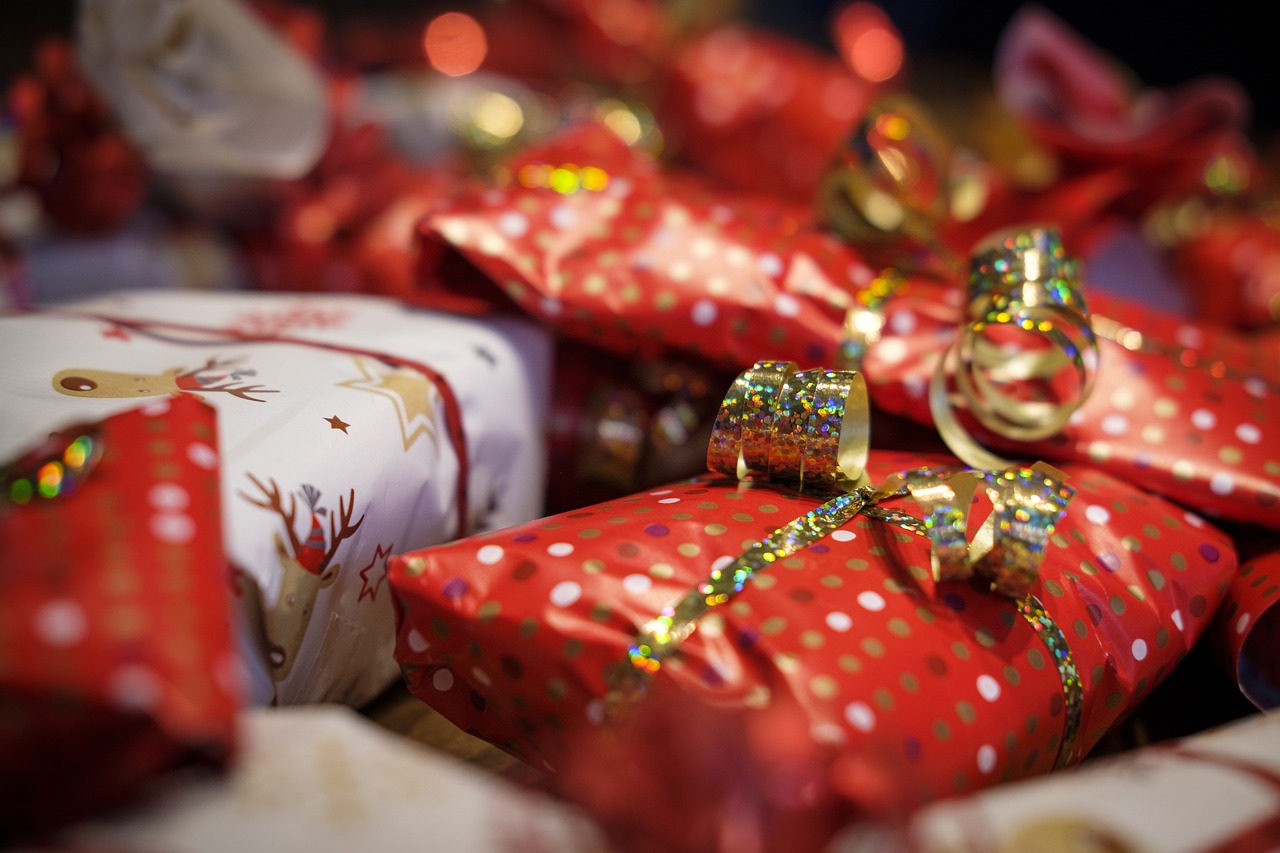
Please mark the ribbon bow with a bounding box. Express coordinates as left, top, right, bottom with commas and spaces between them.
615, 360, 1083, 766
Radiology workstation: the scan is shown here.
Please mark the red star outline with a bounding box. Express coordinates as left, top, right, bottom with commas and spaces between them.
325, 415, 350, 433
358, 542, 395, 602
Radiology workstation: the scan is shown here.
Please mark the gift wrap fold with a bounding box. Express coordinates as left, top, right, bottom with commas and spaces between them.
1, 396, 239, 835
390, 360, 1237, 828
415, 128, 1280, 528
0, 290, 552, 707
1212, 541, 1280, 710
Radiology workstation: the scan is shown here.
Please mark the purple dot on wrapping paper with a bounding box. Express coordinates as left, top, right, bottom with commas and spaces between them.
1133, 452, 1153, 470
442, 578, 469, 600
736, 628, 761, 652
1199, 543, 1221, 563
699, 664, 725, 686
513, 533, 537, 543
1097, 552, 1122, 572
644, 523, 670, 537
903, 736, 922, 761
804, 341, 826, 363
810, 543, 830, 555
943, 592, 966, 612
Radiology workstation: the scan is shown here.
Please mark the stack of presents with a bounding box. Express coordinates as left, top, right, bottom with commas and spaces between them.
3, 1, 1280, 850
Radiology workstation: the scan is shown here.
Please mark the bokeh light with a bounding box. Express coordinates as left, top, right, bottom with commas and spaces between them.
424, 12, 487, 77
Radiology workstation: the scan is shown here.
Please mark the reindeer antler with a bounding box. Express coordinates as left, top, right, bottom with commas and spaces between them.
198, 382, 280, 402
239, 474, 304, 556
320, 488, 366, 571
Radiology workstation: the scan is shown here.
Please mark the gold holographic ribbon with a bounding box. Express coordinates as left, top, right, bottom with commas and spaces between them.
929, 226, 1099, 470
611, 360, 1084, 768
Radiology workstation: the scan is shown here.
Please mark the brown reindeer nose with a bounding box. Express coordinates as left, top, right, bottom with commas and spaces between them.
59, 376, 98, 392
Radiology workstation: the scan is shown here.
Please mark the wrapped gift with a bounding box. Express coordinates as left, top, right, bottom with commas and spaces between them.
1, 396, 240, 836
830, 711, 1280, 853
52, 705, 607, 853
390, 360, 1235, 850
416, 139, 1280, 526
0, 289, 552, 707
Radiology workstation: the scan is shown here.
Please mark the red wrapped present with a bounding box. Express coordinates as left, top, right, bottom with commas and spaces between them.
0, 396, 240, 837
415, 128, 1280, 526
390, 360, 1235, 850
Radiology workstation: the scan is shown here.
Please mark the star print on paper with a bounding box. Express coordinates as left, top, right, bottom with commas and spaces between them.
325, 415, 350, 433
357, 542, 395, 602
338, 356, 439, 451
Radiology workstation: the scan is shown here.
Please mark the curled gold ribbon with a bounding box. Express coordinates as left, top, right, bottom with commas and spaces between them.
611, 360, 1083, 767
930, 226, 1098, 470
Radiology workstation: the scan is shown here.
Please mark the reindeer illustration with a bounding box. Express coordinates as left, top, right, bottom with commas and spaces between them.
53, 356, 278, 402
238, 474, 365, 681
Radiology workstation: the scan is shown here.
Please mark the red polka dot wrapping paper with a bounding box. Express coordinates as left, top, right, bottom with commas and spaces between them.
389, 449, 1236, 823
0, 396, 240, 836
414, 124, 1280, 528
1212, 542, 1280, 710
1171, 212, 1280, 332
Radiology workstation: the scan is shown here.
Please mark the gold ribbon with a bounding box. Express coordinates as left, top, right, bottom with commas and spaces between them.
610, 360, 1084, 768
929, 226, 1098, 470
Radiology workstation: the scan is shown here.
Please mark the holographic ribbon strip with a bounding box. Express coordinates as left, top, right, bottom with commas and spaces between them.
609, 359, 1082, 769
929, 227, 1098, 470
1, 423, 104, 508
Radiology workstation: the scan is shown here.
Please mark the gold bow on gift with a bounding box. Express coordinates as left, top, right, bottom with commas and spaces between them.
614, 360, 1084, 766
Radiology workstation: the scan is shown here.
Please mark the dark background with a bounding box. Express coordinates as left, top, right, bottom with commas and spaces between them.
3, 0, 1273, 135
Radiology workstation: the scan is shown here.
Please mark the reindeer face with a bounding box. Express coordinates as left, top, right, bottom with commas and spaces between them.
53, 367, 180, 398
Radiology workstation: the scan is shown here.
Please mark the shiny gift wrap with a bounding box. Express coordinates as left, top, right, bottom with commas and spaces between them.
0, 397, 240, 836
390, 363, 1235, 836
1212, 541, 1280, 710
417, 129, 1280, 526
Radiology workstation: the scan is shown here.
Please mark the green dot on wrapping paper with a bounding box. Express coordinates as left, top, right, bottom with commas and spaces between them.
838, 655, 862, 673
519, 618, 538, 638
847, 559, 869, 571
933, 720, 951, 741
956, 701, 976, 724
760, 616, 787, 635
1073, 619, 1088, 639
1026, 647, 1045, 670
676, 543, 700, 557
578, 529, 602, 539
915, 606, 936, 625
1043, 580, 1064, 598
562, 639, 583, 659
809, 675, 838, 700
590, 604, 612, 622
1171, 553, 1187, 571
801, 630, 824, 649
874, 688, 894, 710
900, 672, 919, 693
704, 523, 728, 536
1025, 714, 1038, 734
821, 575, 844, 588
1156, 627, 1170, 648
672, 513, 693, 522
975, 628, 995, 648
547, 678, 567, 700
1104, 692, 1123, 710
951, 641, 970, 661
1127, 584, 1145, 602
1147, 570, 1166, 590
1110, 596, 1126, 615
888, 618, 911, 638
754, 574, 777, 590
862, 638, 886, 658
1003, 665, 1020, 685
477, 602, 501, 622
432, 619, 451, 638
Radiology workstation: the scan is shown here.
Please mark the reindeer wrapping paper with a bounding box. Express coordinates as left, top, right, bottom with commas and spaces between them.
0, 289, 552, 707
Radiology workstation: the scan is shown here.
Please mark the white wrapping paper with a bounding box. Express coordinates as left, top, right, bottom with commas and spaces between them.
59, 706, 607, 852
0, 290, 552, 706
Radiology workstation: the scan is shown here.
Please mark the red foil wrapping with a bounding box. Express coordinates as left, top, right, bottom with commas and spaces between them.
1213, 541, 1280, 710
389, 447, 1234, 839
5, 39, 146, 235
0, 396, 240, 836
415, 125, 1280, 527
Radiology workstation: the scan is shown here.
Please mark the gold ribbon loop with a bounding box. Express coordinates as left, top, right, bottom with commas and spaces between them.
707, 361, 871, 494
931, 226, 1099, 469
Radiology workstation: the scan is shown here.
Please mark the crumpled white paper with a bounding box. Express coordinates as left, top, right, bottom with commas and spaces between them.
76, 0, 329, 182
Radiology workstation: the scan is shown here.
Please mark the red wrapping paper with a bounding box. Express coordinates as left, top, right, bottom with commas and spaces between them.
415, 124, 1280, 528
0, 396, 240, 836
1170, 210, 1280, 331
1212, 541, 1280, 710
389, 447, 1234, 833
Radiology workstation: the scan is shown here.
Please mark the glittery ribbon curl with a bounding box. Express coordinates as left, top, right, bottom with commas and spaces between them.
614, 360, 1084, 767
928, 226, 1099, 470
